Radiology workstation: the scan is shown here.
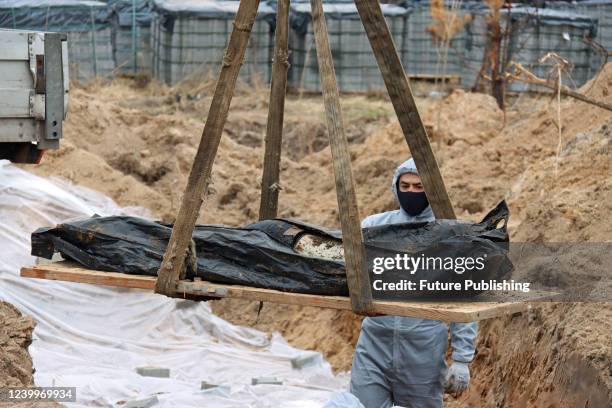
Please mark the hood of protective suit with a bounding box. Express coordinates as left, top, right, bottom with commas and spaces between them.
391, 158, 434, 221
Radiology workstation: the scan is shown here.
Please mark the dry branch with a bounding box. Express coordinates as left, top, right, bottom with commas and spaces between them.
511, 62, 612, 112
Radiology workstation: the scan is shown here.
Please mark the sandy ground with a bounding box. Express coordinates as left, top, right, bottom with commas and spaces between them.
5, 63, 612, 406
0, 302, 62, 408
0, 301, 35, 388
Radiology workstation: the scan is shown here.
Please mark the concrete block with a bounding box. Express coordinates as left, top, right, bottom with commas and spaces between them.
200, 384, 231, 396
136, 366, 170, 378
290, 353, 320, 369
124, 395, 158, 408
174, 299, 196, 309
251, 376, 283, 386
200, 381, 219, 390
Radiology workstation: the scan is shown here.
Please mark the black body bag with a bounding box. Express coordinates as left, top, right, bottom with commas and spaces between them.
31, 202, 512, 298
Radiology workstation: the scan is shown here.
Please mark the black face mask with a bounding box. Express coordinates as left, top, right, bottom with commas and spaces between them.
397, 190, 429, 216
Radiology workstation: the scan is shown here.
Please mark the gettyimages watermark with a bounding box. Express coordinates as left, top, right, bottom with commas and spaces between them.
371, 254, 531, 293
365, 242, 612, 302
372, 253, 488, 275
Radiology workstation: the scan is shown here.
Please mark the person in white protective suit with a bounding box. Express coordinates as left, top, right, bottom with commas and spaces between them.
350, 158, 477, 408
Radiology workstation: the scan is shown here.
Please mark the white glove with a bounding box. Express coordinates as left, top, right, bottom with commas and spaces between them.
444, 361, 470, 394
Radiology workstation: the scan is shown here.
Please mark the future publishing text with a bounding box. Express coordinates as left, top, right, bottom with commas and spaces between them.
370, 254, 531, 294
372, 279, 531, 293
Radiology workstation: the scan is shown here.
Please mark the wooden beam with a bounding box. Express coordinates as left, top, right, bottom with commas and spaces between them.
353, 0, 456, 219
259, 0, 291, 220
408, 74, 461, 85
310, 0, 372, 315
23, 262, 156, 290
21, 262, 557, 323
155, 0, 261, 297
174, 281, 522, 322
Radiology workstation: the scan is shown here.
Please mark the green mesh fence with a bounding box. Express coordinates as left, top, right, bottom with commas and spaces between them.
465, 5, 597, 92
0, 0, 115, 82
288, 1, 409, 92
110, 0, 153, 75
150, 0, 274, 85
0, 0, 605, 91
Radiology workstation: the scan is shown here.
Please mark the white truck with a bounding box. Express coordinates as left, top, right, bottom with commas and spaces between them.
0, 29, 69, 163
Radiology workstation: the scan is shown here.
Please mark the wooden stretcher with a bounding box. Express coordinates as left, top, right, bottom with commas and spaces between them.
19, 0, 555, 323
21, 262, 556, 323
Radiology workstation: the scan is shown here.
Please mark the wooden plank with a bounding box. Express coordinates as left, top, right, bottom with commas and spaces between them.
22, 263, 156, 290
155, 0, 262, 297
258, 0, 290, 220
20, 262, 556, 323
408, 74, 461, 85
353, 0, 456, 220
175, 280, 533, 322
310, 0, 372, 315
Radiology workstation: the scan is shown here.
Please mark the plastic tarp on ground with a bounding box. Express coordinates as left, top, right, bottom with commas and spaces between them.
0, 160, 359, 408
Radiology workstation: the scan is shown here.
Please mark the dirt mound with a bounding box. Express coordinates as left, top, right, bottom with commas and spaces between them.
425, 89, 504, 145
454, 304, 611, 408
15, 62, 612, 406
0, 301, 35, 387
514, 118, 611, 242
445, 63, 612, 407
511, 63, 612, 242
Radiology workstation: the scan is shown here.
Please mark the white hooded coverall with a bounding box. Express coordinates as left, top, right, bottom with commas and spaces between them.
349, 158, 478, 408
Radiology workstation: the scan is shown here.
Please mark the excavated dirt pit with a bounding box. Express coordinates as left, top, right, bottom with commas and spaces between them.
6, 64, 612, 407
0, 301, 35, 388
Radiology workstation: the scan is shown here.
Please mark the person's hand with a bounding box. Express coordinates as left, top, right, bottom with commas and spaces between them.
444, 361, 470, 396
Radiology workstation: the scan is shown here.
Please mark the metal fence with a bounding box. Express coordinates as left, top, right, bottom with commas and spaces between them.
0, 0, 115, 82
0, 0, 607, 92
402, 1, 470, 85
547, 0, 612, 73
288, 1, 410, 92
467, 6, 596, 92
109, 0, 153, 74
150, 0, 274, 85
512, 8, 596, 90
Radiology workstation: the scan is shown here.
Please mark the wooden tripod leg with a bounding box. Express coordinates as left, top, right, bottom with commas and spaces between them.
259, 0, 291, 220
310, 0, 373, 315
155, 0, 262, 297
354, 0, 456, 220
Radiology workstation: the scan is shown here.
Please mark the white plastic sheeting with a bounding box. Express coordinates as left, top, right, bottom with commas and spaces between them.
0, 161, 356, 407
